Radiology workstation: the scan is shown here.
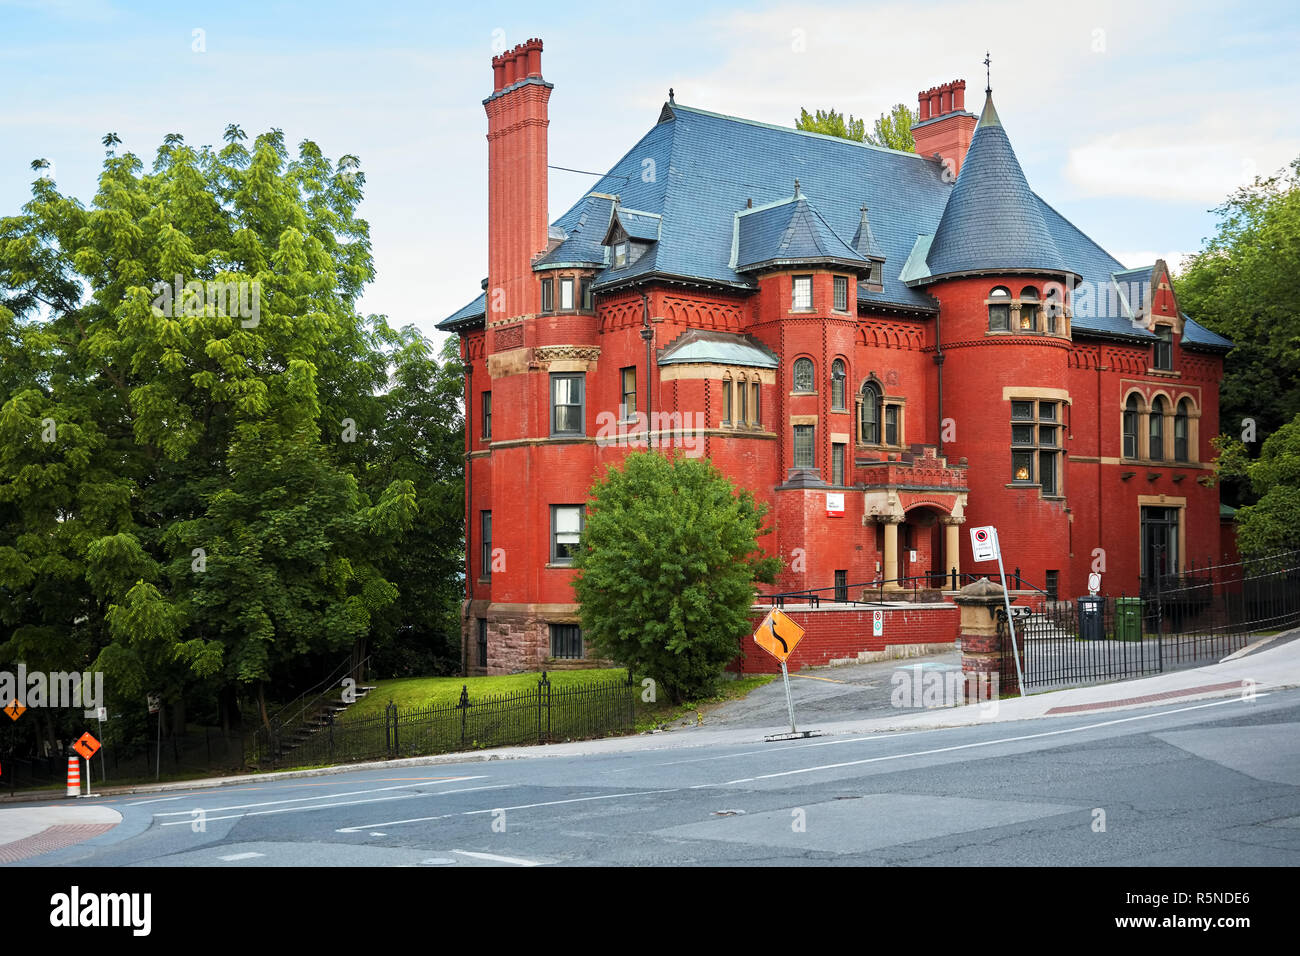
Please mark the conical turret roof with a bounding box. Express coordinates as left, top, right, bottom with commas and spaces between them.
924, 91, 1068, 280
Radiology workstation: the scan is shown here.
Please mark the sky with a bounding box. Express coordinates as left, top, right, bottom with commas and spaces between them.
3, 0, 1297, 346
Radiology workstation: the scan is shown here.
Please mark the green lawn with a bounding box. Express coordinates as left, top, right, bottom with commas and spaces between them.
346, 668, 633, 718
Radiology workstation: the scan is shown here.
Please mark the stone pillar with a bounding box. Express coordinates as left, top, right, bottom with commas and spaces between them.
953, 577, 1013, 699
942, 516, 964, 581
881, 516, 901, 587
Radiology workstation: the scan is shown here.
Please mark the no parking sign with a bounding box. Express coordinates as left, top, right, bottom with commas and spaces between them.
872, 609, 883, 637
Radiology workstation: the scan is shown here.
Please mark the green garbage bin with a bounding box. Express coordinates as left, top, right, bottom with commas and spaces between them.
1115, 597, 1142, 641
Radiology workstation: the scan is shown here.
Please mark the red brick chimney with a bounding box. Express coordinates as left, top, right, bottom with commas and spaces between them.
911, 80, 976, 179
485, 38, 551, 322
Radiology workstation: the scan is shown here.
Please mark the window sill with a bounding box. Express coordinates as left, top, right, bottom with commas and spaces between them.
1145, 368, 1181, 378
789, 390, 817, 397
545, 563, 576, 569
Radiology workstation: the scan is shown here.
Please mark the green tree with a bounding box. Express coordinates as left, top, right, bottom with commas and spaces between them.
0, 128, 424, 736
1213, 416, 1300, 555
795, 108, 865, 142
865, 104, 918, 152
1178, 158, 1300, 456
571, 452, 780, 703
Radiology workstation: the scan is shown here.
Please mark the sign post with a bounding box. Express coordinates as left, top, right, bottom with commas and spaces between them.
969, 526, 1027, 698
72, 732, 101, 798
752, 608, 820, 741
148, 693, 161, 780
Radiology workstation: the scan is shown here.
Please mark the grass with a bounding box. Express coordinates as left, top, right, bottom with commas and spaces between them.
345, 668, 634, 718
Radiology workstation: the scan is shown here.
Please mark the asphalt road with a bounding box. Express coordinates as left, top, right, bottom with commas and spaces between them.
13, 686, 1300, 867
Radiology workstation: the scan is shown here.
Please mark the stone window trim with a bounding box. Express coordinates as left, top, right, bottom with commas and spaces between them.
856, 377, 905, 448
1120, 388, 1199, 465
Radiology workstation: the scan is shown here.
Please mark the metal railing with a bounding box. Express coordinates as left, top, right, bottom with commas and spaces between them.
248, 671, 637, 770
763, 567, 1047, 607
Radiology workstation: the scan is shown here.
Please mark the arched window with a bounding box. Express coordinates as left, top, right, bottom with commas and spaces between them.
1174, 399, 1190, 461
793, 357, 814, 392
1019, 286, 1039, 331
1123, 394, 1140, 459
831, 359, 846, 410
1149, 396, 1166, 460
988, 287, 1011, 331
1044, 286, 1063, 334
859, 381, 881, 444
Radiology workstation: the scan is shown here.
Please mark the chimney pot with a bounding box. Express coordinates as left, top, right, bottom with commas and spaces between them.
919, 92, 931, 121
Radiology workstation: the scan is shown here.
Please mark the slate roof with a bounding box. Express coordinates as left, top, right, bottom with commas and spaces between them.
657, 329, 779, 368
439, 96, 1231, 351
605, 206, 663, 243
441, 290, 486, 331
733, 192, 870, 273
922, 93, 1069, 280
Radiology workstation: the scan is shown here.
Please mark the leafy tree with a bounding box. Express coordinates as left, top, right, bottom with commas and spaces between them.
1213, 416, 1300, 554
795, 108, 865, 142
0, 128, 425, 737
1179, 158, 1300, 459
571, 452, 780, 703
865, 104, 918, 152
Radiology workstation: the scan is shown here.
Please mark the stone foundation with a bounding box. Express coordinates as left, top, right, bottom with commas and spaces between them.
460, 601, 611, 675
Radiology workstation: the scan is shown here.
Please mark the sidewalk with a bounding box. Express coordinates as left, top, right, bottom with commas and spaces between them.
2, 629, 1296, 807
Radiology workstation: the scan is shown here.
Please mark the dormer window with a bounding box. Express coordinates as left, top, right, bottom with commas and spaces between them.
1154, 326, 1173, 370
614, 242, 628, 268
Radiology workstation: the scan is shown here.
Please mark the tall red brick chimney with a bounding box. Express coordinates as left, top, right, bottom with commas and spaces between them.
911, 79, 976, 180
485, 38, 551, 322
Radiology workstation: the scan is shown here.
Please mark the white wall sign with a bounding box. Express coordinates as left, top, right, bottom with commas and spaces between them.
826, 492, 844, 517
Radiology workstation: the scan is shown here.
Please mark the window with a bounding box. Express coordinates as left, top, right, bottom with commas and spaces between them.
1154, 326, 1173, 370
551, 505, 584, 565
885, 404, 899, 446
834, 570, 848, 603
614, 242, 628, 268
988, 286, 1011, 331
480, 511, 492, 580
860, 381, 881, 444
737, 376, 748, 424
620, 367, 636, 420
1141, 506, 1180, 584
832, 443, 846, 484
550, 623, 583, 659
793, 425, 814, 468
1011, 400, 1062, 495
541, 277, 554, 313
792, 275, 813, 310
1044, 570, 1059, 602
1019, 287, 1039, 331
551, 372, 585, 436
793, 357, 814, 392
477, 618, 488, 667
751, 382, 761, 425
1045, 286, 1063, 334
831, 359, 846, 410
833, 276, 849, 312
581, 278, 593, 310
722, 376, 732, 423
1174, 399, 1190, 462
560, 276, 574, 310
1123, 394, 1140, 459
481, 390, 492, 439
1149, 396, 1166, 460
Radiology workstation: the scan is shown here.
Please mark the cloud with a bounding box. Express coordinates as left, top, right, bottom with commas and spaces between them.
1065, 137, 1295, 203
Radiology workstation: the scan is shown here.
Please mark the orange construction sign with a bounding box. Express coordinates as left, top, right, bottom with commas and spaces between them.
73, 732, 101, 760
753, 608, 805, 663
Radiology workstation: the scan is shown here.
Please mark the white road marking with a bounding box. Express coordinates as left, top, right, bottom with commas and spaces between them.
160, 784, 516, 827
153, 777, 485, 817
605, 730, 928, 773
337, 788, 677, 832
452, 849, 541, 866
218, 852, 265, 861
125, 796, 186, 806
708, 696, 1264, 785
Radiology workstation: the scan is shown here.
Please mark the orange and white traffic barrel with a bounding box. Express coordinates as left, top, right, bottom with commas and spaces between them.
66, 755, 80, 797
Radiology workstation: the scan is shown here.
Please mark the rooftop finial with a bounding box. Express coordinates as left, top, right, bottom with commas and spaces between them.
668, 87, 675, 104
984, 51, 991, 93
794, 178, 801, 198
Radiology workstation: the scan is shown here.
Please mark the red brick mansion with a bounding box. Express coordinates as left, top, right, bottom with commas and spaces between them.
439, 39, 1231, 673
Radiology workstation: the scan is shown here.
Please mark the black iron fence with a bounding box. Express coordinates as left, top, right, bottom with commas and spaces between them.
2, 728, 248, 791
765, 567, 1047, 607
1006, 551, 1300, 691
248, 671, 637, 770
